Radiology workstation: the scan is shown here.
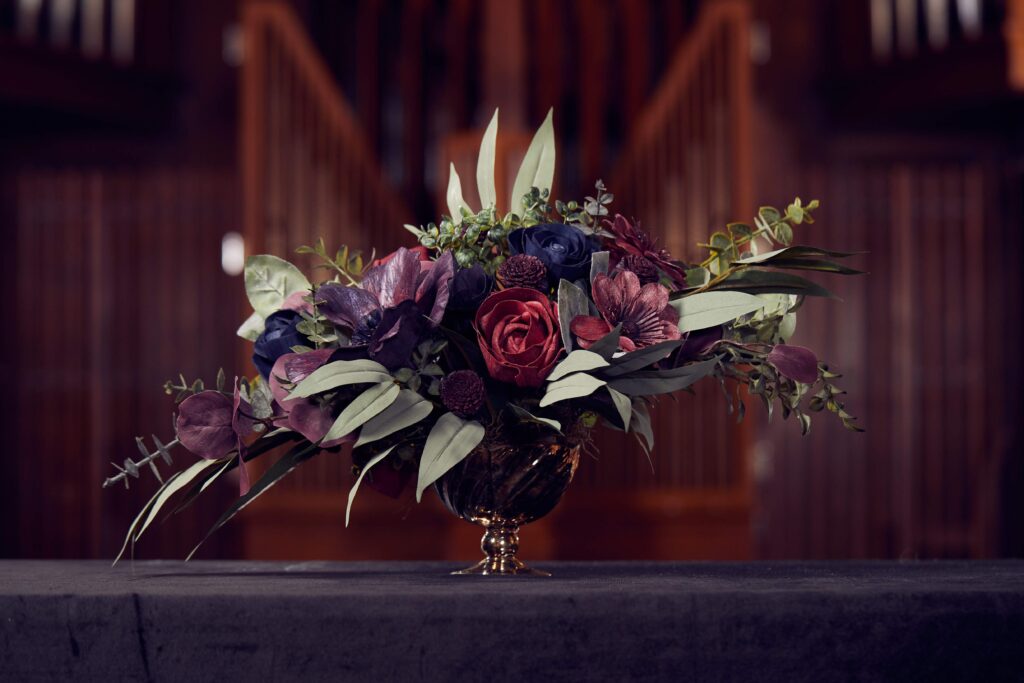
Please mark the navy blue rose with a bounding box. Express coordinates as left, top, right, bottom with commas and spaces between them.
253, 310, 308, 380
508, 223, 599, 286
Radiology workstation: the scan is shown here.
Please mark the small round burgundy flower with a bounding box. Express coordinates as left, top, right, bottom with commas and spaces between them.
497, 254, 547, 290
615, 254, 660, 285
440, 370, 486, 417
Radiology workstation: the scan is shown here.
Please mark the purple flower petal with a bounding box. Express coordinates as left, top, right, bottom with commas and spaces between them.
317, 284, 380, 330
361, 247, 420, 309
767, 344, 819, 384
415, 250, 455, 324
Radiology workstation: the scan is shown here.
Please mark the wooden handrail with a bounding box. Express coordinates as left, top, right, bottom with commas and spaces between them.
240, 0, 411, 259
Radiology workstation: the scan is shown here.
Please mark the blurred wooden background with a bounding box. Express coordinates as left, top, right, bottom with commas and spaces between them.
0, 0, 1021, 561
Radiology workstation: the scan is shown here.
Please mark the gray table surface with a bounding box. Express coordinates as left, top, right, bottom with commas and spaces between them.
2, 560, 1023, 681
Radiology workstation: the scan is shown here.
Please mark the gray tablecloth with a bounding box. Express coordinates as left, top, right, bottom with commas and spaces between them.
1, 560, 1022, 681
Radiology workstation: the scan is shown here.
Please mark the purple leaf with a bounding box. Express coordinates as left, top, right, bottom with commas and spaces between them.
767, 344, 819, 384
269, 349, 334, 406
415, 250, 455, 324
317, 284, 380, 330
176, 391, 235, 459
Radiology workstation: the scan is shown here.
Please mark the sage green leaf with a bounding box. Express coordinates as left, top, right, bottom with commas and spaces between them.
671, 291, 766, 333
135, 457, 227, 542
735, 245, 860, 265
354, 389, 433, 448
631, 401, 654, 452
415, 413, 485, 502
587, 324, 622, 359
716, 269, 837, 298
779, 312, 798, 341
557, 279, 589, 351
511, 108, 555, 212
322, 381, 400, 443
604, 340, 683, 377
607, 386, 632, 431
476, 109, 499, 209
187, 442, 320, 560
345, 445, 396, 527
508, 404, 562, 433
607, 357, 717, 396
590, 251, 610, 283
547, 350, 610, 382
244, 255, 311, 317
446, 162, 472, 225
113, 472, 179, 566
236, 311, 265, 341
540, 372, 606, 407
287, 359, 392, 400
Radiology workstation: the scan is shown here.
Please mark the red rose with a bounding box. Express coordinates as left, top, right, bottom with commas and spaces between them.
474, 287, 562, 387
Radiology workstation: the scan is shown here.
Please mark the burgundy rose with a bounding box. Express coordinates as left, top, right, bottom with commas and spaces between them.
474, 287, 562, 387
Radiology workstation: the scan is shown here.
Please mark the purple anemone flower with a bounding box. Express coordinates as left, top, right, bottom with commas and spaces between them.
570, 270, 681, 352
317, 248, 455, 369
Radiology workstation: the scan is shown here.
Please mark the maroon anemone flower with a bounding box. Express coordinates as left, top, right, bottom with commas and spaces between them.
604, 214, 688, 289
570, 270, 681, 352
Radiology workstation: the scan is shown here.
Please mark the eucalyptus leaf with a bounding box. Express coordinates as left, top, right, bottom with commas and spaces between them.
511, 108, 555, 212
187, 442, 320, 560
671, 291, 766, 333
446, 163, 472, 225
539, 372, 606, 407
604, 340, 683, 377
345, 445, 396, 527
322, 381, 400, 443
354, 389, 433, 448
236, 311, 265, 341
557, 279, 589, 351
287, 360, 392, 400
476, 109, 499, 209
508, 404, 562, 433
244, 255, 311, 317
415, 413, 485, 502
607, 357, 717, 396
590, 251, 610, 283
606, 386, 632, 431
547, 350, 610, 382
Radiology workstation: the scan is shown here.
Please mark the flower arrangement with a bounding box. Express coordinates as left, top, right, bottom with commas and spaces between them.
105, 111, 862, 564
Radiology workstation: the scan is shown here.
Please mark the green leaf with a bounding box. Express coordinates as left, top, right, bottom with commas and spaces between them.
446, 162, 471, 225
244, 255, 311, 317
587, 324, 622, 359
354, 389, 433, 448
632, 401, 654, 452
186, 442, 319, 560
511, 108, 556, 212
604, 340, 683, 377
736, 245, 860, 264
287, 360, 392, 400
607, 357, 718, 396
345, 445, 396, 527
715, 269, 837, 298
671, 291, 766, 333
685, 267, 710, 288
557, 279, 589, 351
476, 109, 499, 209
507, 404, 562, 433
606, 386, 632, 431
322, 381, 400, 443
590, 251, 610, 283
236, 311, 265, 341
547, 350, 610, 382
135, 457, 227, 543
113, 473, 179, 566
540, 372, 606, 407
415, 413, 485, 502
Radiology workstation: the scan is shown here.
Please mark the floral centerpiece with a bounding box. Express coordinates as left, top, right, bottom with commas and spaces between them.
105, 111, 862, 575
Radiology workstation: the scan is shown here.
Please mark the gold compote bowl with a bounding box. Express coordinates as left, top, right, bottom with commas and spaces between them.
434, 428, 581, 576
